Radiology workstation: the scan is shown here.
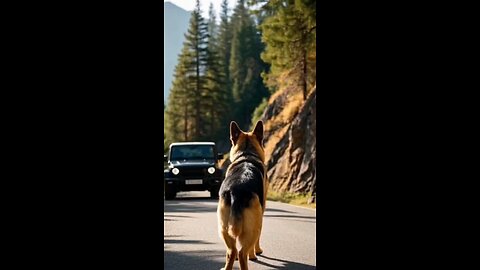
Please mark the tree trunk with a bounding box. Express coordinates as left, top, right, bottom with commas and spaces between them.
211, 103, 215, 137
184, 104, 188, 141
302, 49, 307, 101
195, 38, 201, 139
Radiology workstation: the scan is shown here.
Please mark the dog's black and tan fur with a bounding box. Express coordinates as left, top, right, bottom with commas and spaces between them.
217, 120, 268, 270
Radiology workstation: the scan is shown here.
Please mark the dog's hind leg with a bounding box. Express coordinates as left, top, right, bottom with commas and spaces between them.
220, 230, 237, 270
254, 218, 263, 255
255, 176, 267, 255
238, 232, 257, 270
239, 195, 262, 268
218, 199, 237, 270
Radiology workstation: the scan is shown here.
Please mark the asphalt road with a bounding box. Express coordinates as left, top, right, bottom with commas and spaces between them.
164, 191, 316, 269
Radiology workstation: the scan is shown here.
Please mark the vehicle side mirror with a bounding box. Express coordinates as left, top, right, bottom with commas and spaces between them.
164, 155, 168, 162
217, 153, 224, 160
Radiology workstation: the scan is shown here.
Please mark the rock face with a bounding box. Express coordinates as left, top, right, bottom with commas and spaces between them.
219, 85, 316, 203
261, 86, 316, 202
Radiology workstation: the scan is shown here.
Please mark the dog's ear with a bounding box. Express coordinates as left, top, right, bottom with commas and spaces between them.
230, 121, 242, 145
252, 120, 264, 145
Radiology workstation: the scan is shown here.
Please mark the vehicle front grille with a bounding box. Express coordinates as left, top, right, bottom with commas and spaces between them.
179, 167, 207, 178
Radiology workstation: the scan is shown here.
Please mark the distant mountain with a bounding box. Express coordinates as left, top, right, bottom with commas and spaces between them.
164, 2, 191, 103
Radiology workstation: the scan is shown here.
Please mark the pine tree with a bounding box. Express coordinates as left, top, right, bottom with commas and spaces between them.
217, 0, 233, 92
207, 3, 218, 41
165, 0, 234, 146
259, 0, 316, 100
186, 0, 210, 139
165, 0, 210, 142
204, 3, 230, 141
229, 0, 269, 130
165, 47, 194, 143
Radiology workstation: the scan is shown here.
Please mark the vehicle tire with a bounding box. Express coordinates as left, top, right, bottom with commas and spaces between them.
165, 191, 176, 200
165, 186, 176, 200
210, 188, 219, 199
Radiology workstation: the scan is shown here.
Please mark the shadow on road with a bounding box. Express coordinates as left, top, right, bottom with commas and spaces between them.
164, 214, 193, 218
264, 214, 315, 220
164, 250, 316, 270
164, 250, 224, 270
164, 214, 193, 221
164, 199, 218, 213
164, 204, 216, 213
265, 207, 296, 214
172, 196, 217, 201
254, 254, 316, 269
164, 239, 214, 245
264, 214, 316, 223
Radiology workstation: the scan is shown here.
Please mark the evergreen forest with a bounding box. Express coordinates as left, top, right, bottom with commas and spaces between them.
164, 0, 316, 153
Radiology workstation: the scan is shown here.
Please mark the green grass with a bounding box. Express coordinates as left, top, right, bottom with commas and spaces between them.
267, 190, 316, 209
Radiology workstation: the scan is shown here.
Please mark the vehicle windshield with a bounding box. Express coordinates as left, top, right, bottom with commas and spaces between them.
170, 145, 214, 160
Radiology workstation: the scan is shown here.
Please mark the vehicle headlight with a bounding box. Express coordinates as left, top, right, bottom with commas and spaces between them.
207, 167, 215, 174
172, 168, 180, 175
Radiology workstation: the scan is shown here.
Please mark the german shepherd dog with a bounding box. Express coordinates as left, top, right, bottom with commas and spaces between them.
217, 120, 267, 270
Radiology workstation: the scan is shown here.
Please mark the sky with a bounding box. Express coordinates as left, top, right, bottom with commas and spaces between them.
164, 0, 236, 19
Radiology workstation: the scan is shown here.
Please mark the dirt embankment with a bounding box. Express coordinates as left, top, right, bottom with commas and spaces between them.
261, 84, 316, 203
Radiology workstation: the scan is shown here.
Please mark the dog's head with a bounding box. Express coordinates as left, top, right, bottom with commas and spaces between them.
229, 120, 265, 163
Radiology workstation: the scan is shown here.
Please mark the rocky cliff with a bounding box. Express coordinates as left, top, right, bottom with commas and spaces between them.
219, 84, 316, 203
261, 84, 316, 203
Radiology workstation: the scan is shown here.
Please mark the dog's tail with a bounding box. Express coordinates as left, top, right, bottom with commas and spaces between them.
226, 190, 243, 238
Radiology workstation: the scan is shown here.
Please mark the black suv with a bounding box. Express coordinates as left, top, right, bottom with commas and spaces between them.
164, 142, 224, 200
